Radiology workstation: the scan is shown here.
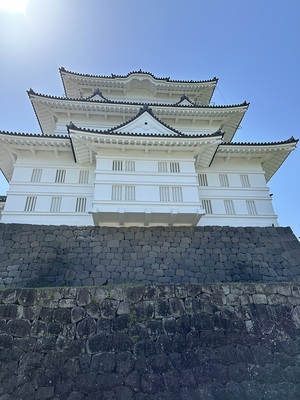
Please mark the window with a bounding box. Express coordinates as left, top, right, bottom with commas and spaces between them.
124, 186, 135, 201
159, 186, 183, 202
202, 199, 213, 214
125, 161, 135, 171
50, 197, 62, 212
112, 160, 123, 171
112, 160, 135, 171
219, 174, 229, 187
159, 186, 170, 202
246, 200, 257, 215
75, 197, 87, 212
55, 169, 66, 183
170, 162, 180, 173
198, 174, 208, 186
172, 187, 183, 202
31, 168, 42, 183
111, 186, 135, 201
79, 170, 89, 184
24, 196, 36, 212
224, 200, 235, 215
240, 174, 250, 187
158, 162, 180, 173
158, 162, 168, 173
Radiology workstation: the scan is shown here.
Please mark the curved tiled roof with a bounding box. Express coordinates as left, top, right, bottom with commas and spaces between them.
60, 67, 218, 84
0, 130, 68, 139
67, 121, 223, 139
220, 137, 298, 146
28, 89, 249, 109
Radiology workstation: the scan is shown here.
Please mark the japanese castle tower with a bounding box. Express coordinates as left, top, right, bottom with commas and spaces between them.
0, 68, 297, 227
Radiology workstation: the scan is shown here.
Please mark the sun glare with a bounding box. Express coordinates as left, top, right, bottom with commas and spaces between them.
0, 0, 28, 15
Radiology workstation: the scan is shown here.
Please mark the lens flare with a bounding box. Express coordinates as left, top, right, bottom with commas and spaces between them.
0, 0, 28, 15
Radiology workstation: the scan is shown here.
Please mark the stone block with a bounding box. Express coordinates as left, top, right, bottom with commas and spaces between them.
6, 319, 31, 337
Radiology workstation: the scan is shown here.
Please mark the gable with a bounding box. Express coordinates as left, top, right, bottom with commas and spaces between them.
112, 110, 183, 136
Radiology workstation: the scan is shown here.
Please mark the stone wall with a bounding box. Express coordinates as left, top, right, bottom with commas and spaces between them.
1, 283, 300, 399
0, 224, 300, 288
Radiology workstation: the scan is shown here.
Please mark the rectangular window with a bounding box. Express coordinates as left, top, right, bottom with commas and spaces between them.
50, 196, 62, 212
125, 186, 135, 201
219, 174, 229, 187
112, 185, 135, 201
112, 160, 123, 171
75, 197, 87, 212
79, 170, 89, 184
240, 174, 250, 187
158, 162, 167, 173
170, 162, 180, 173
24, 196, 37, 212
55, 169, 66, 183
158, 162, 180, 173
246, 200, 257, 215
224, 200, 235, 215
125, 161, 135, 171
112, 185, 122, 201
198, 173, 208, 186
31, 168, 42, 183
159, 186, 170, 202
172, 187, 183, 202
159, 186, 183, 202
202, 199, 213, 214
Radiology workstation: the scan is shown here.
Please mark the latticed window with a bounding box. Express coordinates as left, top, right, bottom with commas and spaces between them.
172, 187, 183, 202
158, 162, 180, 173
224, 200, 235, 215
124, 186, 135, 201
198, 174, 208, 186
125, 161, 135, 171
170, 162, 180, 173
246, 200, 257, 215
240, 174, 250, 187
79, 170, 89, 184
50, 197, 62, 212
55, 169, 66, 183
112, 160, 135, 171
31, 168, 42, 183
202, 199, 213, 214
111, 186, 135, 201
159, 186, 170, 202
159, 186, 183, 202
219, 174, 229, 187
158, 162, 168, 173
75, 197, 87, 212
112, 160, 123, 171
24, 196, 37, 212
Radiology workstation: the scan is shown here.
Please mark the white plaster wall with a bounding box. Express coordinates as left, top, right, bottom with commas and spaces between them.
1, 151, 94, 226
196, 156, 278, 227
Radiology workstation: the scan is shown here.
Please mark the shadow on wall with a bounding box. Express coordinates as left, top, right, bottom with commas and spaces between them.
0, 224, 300, 288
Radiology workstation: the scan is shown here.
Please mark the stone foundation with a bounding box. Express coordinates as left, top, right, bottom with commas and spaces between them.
0, 224, 300, 288
1, 283, 300, 399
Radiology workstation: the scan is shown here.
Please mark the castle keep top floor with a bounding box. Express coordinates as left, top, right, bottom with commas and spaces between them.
59, 68, 218, 104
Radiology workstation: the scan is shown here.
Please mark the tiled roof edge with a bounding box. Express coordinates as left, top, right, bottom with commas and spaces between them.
28, 90, 249, 109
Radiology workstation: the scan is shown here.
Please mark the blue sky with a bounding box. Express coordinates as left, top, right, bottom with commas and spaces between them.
0, 0, 299, 237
